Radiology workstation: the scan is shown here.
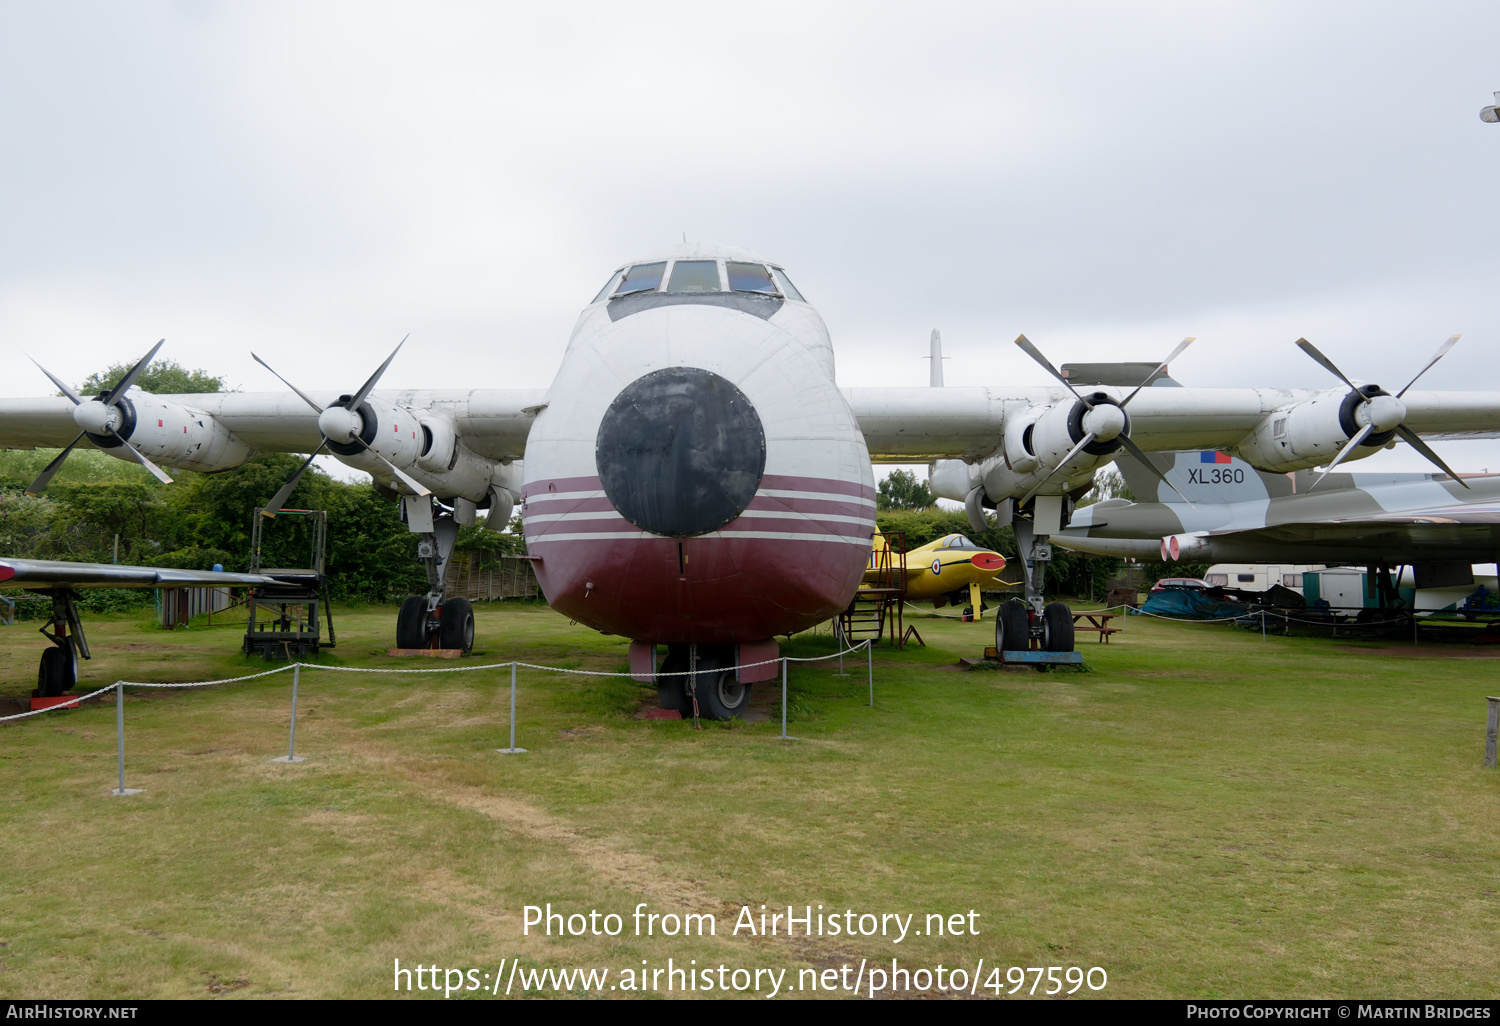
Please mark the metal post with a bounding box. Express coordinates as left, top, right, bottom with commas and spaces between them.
1486, 697, 1499, 769
111, 684, 141, 796
867, 641, 873, 706
271, 664, 305, 763
497, 662, 527, 754
779, 658, 797, 741
1261, 610, 1266, 640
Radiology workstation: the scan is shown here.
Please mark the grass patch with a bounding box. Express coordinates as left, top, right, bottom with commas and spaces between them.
1, 604, 1498, 998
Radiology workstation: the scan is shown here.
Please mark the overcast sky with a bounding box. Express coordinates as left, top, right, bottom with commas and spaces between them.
3, 1, 1499, 480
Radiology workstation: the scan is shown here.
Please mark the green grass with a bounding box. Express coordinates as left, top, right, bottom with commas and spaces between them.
1, 603, 1498, 999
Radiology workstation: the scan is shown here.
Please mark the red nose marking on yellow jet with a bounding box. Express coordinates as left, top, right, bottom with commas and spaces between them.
971, 552, 1005, 572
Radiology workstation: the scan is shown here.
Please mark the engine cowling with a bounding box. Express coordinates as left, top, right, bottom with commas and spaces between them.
94, 391, 251, 473
323, 397, 514, 505
1229, 386, 1398, 473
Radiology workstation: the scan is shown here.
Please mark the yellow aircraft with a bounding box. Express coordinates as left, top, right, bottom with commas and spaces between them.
863, 531, 1008, 619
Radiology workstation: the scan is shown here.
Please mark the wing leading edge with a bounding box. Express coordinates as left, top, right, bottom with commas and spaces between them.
0, 558, 276, 590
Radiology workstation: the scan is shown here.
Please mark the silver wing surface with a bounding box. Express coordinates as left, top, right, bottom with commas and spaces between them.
845, 386, 1500, 461
0, 389, 547, 460
0, 558, 276, 590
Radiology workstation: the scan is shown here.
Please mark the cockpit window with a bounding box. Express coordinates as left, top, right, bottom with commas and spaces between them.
940, 535, 979, 550
593, 269, 626, 303
727, 262, 777, 294
616, 262, 666, 296
770, 267, 805, 302
666, 260, 720, 294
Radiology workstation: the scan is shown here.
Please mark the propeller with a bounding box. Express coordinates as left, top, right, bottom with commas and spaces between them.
1014, 335, 1195, 506
25, 341, 175, 495
1294, 336, 1468, 491
251, 337, 432, 516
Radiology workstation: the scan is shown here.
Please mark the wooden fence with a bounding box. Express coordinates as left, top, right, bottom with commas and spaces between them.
445, 553, 539, 602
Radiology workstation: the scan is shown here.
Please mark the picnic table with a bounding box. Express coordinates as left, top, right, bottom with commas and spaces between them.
1072, 610, 1123, 643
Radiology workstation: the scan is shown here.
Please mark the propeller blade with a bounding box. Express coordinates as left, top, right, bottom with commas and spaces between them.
1120, 337, 1195, 408
25, 431, 87, 495
102, 339, 165, 406
1396, 334, 1461, 398
348, 334, 409, 410
1014, 335, 1092, 408
353, 435, 432, 497
1019, 431, 1096, 505
263, 442, 327, 516
251, 352, 325, 414
29, 357, 84, 406
107, 428, 174, 485
1117, 435, 1193, 506
1308, 423, 1374, 491
1395, 424, 1471, 490
1294, 338, 1363, 395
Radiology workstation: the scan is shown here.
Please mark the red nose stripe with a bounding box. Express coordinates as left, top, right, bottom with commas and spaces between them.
0, 563, 14, 582
970, 553, 1005, 571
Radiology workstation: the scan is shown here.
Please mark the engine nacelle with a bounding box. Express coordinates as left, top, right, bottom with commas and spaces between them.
1161, 532, 1210, 561
1229, 387, 1393, 473
326, 397, 516, 505
99, 391, 252, 472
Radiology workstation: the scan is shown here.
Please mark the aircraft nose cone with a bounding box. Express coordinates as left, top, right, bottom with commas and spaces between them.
970, 552, 1005, 572
595, 367, 766, 537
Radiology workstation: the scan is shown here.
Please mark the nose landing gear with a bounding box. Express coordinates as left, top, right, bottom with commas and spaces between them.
656, 644, 753, 720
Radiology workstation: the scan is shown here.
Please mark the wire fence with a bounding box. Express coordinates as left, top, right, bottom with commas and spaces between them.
1, 640, 878, 793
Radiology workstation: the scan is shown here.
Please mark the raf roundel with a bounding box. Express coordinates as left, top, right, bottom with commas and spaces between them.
595, 366, 767, 538
931, 558, 942, 575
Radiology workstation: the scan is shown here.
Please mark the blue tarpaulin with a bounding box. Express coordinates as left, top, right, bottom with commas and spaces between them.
1141, 588, 1248, 620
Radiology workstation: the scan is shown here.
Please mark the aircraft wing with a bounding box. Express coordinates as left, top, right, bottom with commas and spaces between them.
845, 386, 1500, 462
0, 389, 548, 460
0, 558, 276, 590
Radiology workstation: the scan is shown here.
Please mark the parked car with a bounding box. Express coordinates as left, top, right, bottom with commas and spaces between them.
1150, 577, 1212, 593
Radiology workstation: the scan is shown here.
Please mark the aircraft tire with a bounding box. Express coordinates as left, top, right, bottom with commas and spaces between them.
1042, 602, 1075, 652
438, 598, 475, 654
696, 669, 752, 720
396, 596, 428, 649
37, 646, 75, 697
996, 599, 1029, 653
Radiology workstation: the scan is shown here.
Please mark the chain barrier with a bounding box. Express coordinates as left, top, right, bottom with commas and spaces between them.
0, 682, 120, 723
1, 641, 875, 725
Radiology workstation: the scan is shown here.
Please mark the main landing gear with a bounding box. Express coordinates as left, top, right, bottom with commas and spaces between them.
394, 495, 475, 654
656, 644, 752, 721
999, 506, 1077, 654
35, 590, 89, 698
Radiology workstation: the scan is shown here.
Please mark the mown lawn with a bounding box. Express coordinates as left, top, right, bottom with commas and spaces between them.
1, 602, 1497, 999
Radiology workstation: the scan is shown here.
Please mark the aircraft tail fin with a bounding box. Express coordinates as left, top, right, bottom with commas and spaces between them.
1112, 451, 1290, 505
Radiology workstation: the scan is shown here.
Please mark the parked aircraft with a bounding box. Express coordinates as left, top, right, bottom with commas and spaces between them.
0, 558, 273, 698
864, 531, 1007, 613
1052, 450, 1500, 577
5, 242, 1500, 716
